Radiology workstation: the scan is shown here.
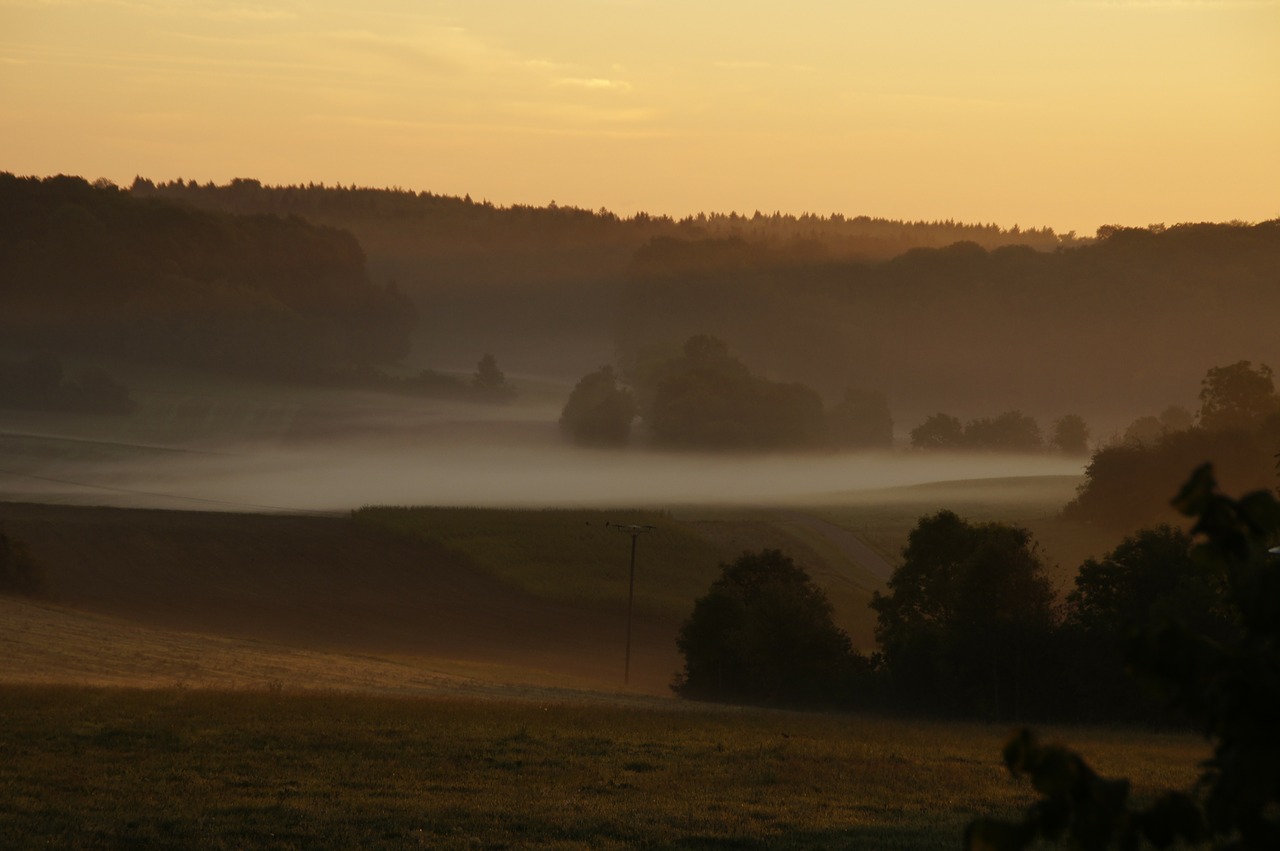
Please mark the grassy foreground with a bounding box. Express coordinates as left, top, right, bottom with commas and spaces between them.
0, 685, 1203, 850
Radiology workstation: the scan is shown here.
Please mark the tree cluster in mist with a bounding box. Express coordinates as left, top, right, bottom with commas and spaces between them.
0, 174, 416, 379
561, 336, 893, 451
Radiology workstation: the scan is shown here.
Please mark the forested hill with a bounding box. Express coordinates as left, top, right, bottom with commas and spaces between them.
130, 177, 1067, 373
131, 177, 1067, 260
0, 174, 416, 378
617, 223, 1280, 424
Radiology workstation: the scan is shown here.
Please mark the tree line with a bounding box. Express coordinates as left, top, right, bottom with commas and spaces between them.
560, 334, 1095, 454
132, 176, 1063, 261
674, 483, 1246, 726
559, 336, 893, 451
673, 363, 1280, 721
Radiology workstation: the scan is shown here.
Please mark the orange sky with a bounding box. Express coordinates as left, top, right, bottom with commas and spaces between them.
2, 0, 1277, 234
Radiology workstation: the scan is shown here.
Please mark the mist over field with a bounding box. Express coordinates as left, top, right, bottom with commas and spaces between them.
2, 402, 1084, 512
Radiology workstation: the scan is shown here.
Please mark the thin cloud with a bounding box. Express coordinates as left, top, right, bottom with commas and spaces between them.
555, 77, 633, 92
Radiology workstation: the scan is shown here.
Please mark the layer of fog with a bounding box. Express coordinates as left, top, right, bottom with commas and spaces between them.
2, 429, 1085, 514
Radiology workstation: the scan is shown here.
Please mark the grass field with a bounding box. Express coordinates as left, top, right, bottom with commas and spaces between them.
4, 368, 1169, 848
0, 685, 1206, 850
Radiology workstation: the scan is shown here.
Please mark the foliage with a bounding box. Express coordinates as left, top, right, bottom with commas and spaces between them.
0, 525, 43, 596
1064, 424, 1277, 531
673, 549, 865, 707
967, 465, 1280, 850
963, 411, 1044, 452
1122, 415, 1167, 447
1197, 360, 1280, 432
911, 412, 966, 449
0, 353, 135, 414
1057, 525, 1232, 722
0, 173, 417, 378
559, 366, 636, 447
1066, 525, 1226, 639
826, 387, 894, 448
1052, 414, 1091, 455
643, 336, 826, 450
910, 411, 1046, 451
472, 353, 505, 390
871, 511, 1057, 719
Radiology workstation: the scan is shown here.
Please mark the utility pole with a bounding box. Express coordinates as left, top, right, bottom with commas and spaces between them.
606, 522, 655, 685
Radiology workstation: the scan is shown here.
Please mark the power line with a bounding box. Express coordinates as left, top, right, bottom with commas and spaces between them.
604, 522, 655, 685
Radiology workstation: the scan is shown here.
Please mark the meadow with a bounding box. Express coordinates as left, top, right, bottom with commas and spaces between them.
0, 685, 1205, 850
0, 365, 1171, 849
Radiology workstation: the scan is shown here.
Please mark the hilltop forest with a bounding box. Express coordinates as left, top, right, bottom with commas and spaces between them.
132, 177, 1280, 428
5, 173, 1279, 435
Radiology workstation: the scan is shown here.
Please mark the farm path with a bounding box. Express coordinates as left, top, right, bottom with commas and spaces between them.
780, 513, 895, 582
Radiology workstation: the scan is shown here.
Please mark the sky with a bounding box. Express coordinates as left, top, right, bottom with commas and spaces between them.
2, 0, 1277, 235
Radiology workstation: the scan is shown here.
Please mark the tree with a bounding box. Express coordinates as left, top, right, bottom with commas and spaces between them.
1057, 525, 1233, 721
827, 388, 894, 448
910, 412, 964, 449
1067, 525, 1227, 640
1051, 414, 1090, 455
967, 465, 1280, 850
559, 366, 636, 447
964, 411, 1043, 451
673, 549, 864, 707
1197, 360, 1280, 432
1063, 427, 1277, 531
644, 336, 825, 450
473, 353, 505, 390
871, 511, 1057, 719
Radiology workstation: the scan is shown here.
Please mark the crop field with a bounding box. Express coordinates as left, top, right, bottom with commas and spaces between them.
0, 685, 1205, 850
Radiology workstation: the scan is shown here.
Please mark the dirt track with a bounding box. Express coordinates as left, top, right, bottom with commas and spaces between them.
0, 503, 682, 695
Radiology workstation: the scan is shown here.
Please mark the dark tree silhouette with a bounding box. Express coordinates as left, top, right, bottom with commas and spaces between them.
1197, 360, 1280, 432
963, 411, 1043, 451
910, 412, 965, 449
871, 511, 1057, 719
968, 465, 1280, 850
1056, 524, 1234, 722
673, 549, 864, 707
